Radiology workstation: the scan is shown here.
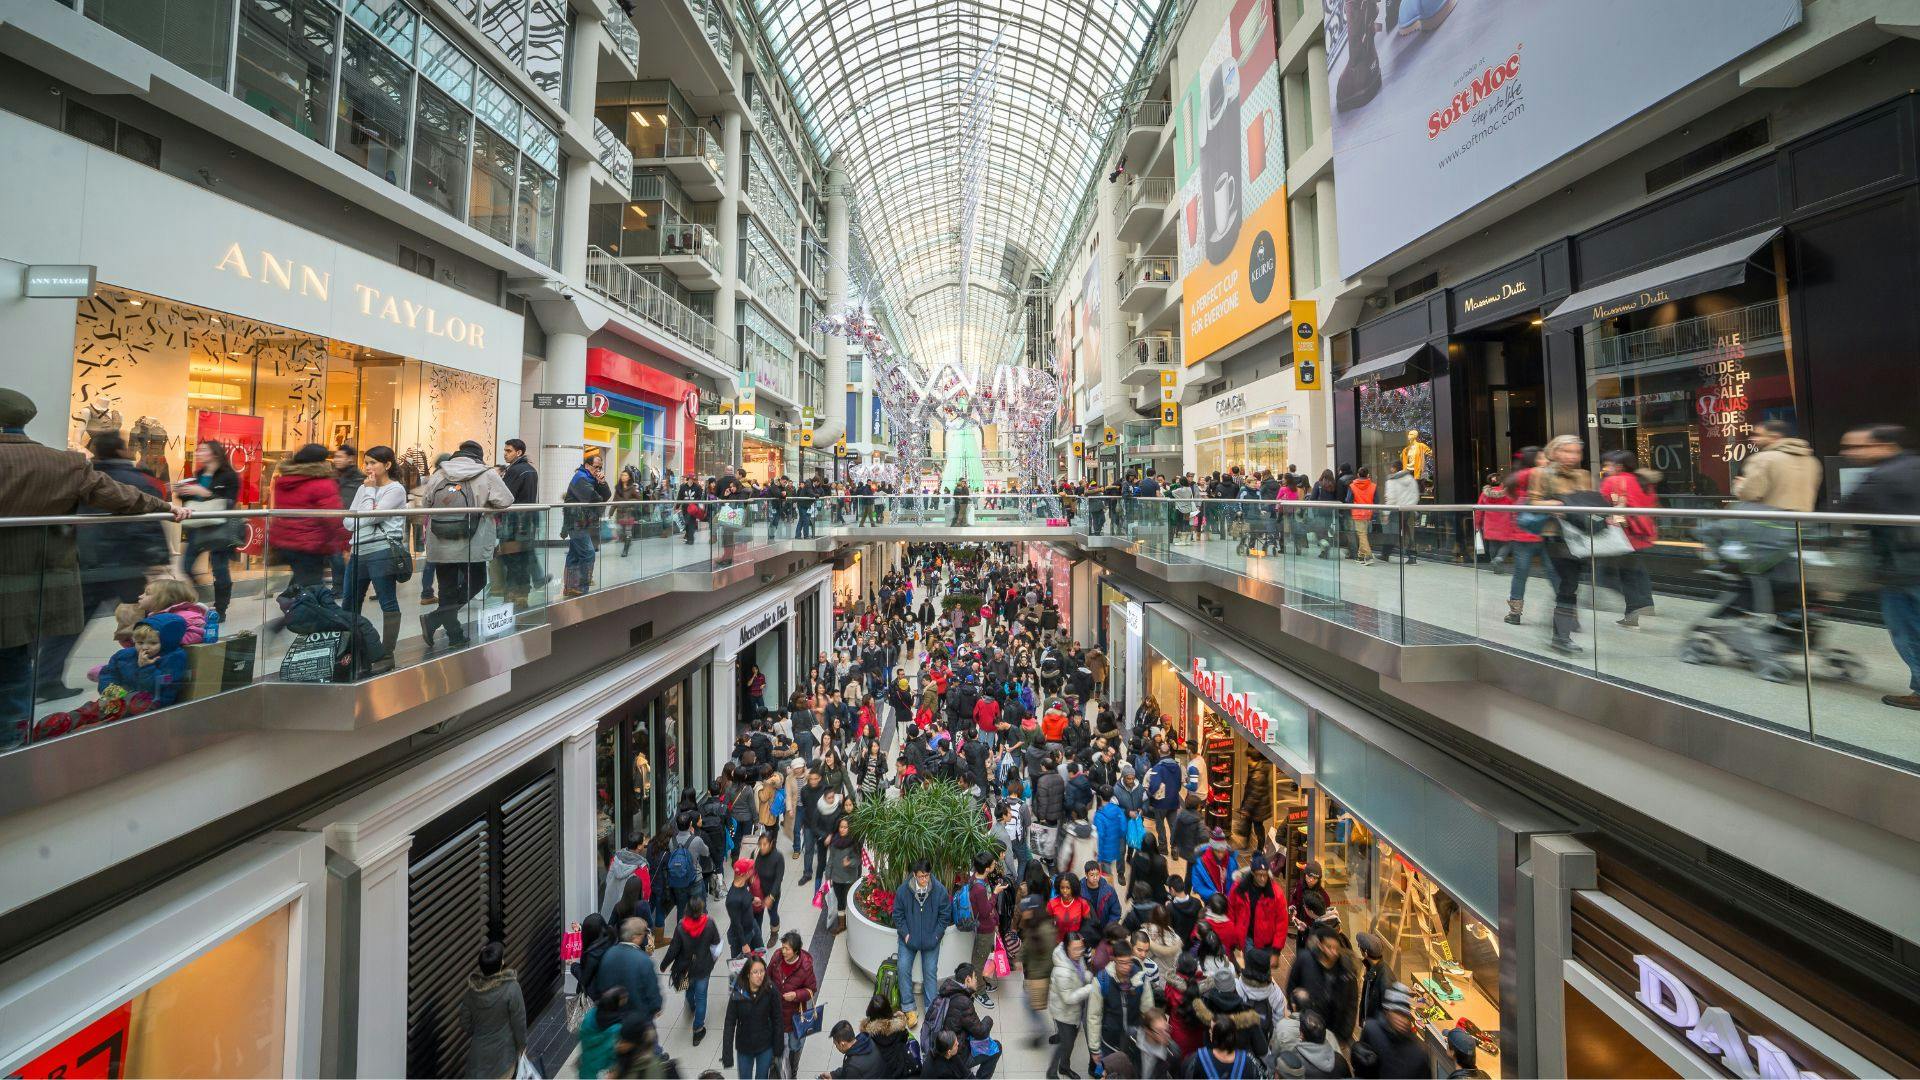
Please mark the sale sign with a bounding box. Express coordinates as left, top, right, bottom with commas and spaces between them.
195, 410, 265, 504
11, 1002, 133, 1079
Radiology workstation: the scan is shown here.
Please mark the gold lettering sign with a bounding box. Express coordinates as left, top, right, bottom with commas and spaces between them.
1462, 279, 1529, 313
1589, 287, 1672, 323
216, 243, 487, 349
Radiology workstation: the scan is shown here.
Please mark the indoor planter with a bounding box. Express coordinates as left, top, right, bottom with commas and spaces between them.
843, 780, 997, 978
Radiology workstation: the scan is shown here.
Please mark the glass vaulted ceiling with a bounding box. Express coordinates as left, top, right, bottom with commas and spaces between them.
751, 0, 1159, 372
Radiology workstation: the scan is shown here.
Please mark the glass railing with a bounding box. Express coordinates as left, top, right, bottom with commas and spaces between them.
605, 14, 640, 70
1129, 332, 1180, 368
661, 220, 719, 263
585, 245, 737, 367
644, 127, 725, 180
1130, 100, 1172, 128
1121, 419, 1180, 451
592, 118, 634, 191
1091, 496, 1920, 773
1121, 256, 1175, 298
1115, 176, 1175, 223
694, 0, 733, 64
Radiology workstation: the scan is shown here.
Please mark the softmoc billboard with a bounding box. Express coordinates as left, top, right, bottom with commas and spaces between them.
1322, 0, 1801, 279
1174, 0, 1287, 366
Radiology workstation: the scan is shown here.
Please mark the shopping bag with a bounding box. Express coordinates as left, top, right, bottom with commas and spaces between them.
1562, 522, 1634, 560
988, 935, 1013, 979
812, 879, 829, 908
1473, 531, 1486, 556
717, 504, 747, 529
1125, 815, 1146, 850
561, 922, 584, 963
514, 1053, 543, 1079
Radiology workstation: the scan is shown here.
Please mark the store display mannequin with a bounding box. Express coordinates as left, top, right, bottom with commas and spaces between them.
81, 393, 123, 438
1398, 429, 1432, 483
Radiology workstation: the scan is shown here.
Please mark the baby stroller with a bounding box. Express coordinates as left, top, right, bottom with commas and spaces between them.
1679, 517, 1867, 683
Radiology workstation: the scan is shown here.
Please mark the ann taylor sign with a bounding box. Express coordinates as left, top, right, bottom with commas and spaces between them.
214, 243, 491, 349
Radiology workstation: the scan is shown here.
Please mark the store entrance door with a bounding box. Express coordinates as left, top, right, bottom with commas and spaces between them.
1460, 314, 1547, 486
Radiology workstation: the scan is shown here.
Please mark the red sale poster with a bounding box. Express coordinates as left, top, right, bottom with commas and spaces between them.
195, 410, 267, 557
11, 1002, 133, 1079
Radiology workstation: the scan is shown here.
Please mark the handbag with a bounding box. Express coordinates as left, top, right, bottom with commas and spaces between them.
1514, 510, 1551, 534
371, 535, 414, 582
988, 935, 1013, 979
1562, 522, 1635, 559
717, 504, 747, 529
792, 1004, 825, 1040
564, 991, 590, 1033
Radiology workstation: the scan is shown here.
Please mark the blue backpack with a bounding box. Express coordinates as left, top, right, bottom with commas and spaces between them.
665, 837, 699, 890
771, 787, 788, 817
953, 880, 978, 932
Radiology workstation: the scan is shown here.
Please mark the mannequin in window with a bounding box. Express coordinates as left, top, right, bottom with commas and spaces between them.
1398, 429, 1431, 486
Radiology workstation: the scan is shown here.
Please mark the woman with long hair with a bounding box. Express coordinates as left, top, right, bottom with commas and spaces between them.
175, 439, 242, 619
342, 445, 407, 664
824, 816, 861, 934
720, 955, 779, 1079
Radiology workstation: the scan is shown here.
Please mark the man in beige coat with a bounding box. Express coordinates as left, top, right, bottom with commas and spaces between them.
1734, 419, 1823, 512
1, 390, 185, 746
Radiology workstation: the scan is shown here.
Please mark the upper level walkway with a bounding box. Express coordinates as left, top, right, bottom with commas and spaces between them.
6, 494, 1918, 830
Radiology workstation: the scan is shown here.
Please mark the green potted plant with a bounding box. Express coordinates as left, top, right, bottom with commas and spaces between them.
843, 780, 999, 976
939, 592, 985, 614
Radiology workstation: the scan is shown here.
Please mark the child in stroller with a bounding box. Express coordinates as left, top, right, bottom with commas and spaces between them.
1680, 516, 1866, 683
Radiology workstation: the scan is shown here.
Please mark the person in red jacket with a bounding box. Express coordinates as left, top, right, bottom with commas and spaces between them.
1041, 702, 1069, 743
1226, 854, 1290, 953
973, 692, 1001, 747
1599, 450, 1662, 628
267, 442, 348, 589
767, 930, 818, 1077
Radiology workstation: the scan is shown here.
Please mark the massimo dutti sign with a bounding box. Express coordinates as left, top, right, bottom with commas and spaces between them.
1450, 257, 1542, 331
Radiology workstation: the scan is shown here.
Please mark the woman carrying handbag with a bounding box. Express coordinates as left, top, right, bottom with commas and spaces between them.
1599, 450, 1662, 629
342, 446, 409, 668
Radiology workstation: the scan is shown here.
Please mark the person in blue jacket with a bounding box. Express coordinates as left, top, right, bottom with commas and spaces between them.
1146, 751, 1184, 856
589, 917, 663, 1029
1092, 786, 1128, 877
1080, 861, 1123, 942
96, 612, 189, 706
1190, 829, 1240, 905
892, 858, 952, 1013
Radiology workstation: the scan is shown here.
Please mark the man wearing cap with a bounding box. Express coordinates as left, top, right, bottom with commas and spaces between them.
1358, 983, 1434, 1078
1227, 854, 1290, 953
1, 390, 186, 745
1189, 827, 1239, 904
1355, 932, 1389, 1028
1444, 1027, 1491, 1079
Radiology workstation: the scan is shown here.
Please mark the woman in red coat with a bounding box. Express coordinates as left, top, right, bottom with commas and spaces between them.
267, 442, 348, 589
767, 931, 818, 1077
1225, 855, 1290, 953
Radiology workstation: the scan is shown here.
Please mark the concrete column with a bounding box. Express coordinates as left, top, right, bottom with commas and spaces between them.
714, 47, 747, 399
352, 837, 414, 1079
1314, 175, 1340, 288
539, 329, 589, 502
822, 168, 851, 446
1527, 834, 1596, 1080
1305, 43, 1332, 142
711, 655, 738, 765
562, 726, 598, 956
1290, 196, 1320, 295
557, 10, 604, 284
815, 578, 834, 660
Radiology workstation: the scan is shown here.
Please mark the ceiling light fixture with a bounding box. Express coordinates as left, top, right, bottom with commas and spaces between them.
631, 110, 650, 127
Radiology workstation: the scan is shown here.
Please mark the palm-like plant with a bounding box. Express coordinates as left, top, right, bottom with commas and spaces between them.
939, 592, 985, 614
847, 779, 999, 897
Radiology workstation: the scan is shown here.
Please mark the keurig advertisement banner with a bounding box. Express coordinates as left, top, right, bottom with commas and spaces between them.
1322, 0, 1800, 279
1174, 0, 1287, 366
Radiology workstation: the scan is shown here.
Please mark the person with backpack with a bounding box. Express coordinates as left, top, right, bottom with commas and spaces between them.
600, 833, 651, 920
659, 895, 721, 1044
419, 441, 513, 651
560, 453, 610, 598
1186, 1015, 1266, 1079
893, 858, 954, 1015
659, 812, 709, 931
495, 438, 541, 604
930, 962, 998, 1078
956, 853, 1002, 1006
725, 857, 765, 957
698, 782, 731, 893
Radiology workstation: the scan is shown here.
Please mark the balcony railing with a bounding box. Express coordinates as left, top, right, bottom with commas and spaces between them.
1130, 99, 1172, 128
744, 338, 796, 398
694, 0, 733, 64
586, 245, 735, 365
660, 220, 719, 264
1121, 418, 1181, 451
592, 118, 634, 191
1130, 332, 1181, 368
1587, 300, 1785, 375
1114, 176, 1174, 223
638, 128, 726, 179
1120, 256, 1175, 305
606, 14, 640, 69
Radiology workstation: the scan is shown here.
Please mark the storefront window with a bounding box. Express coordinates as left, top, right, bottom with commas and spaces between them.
1357, 380, 1436, 494
411, 81, 472, 218
1584, 275, 1795, 504
10, 906, 291, 1077
69, 286, 496, 488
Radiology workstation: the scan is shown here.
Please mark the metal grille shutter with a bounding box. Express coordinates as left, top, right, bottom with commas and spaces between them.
500, 775, 563, 1020
407, 818, 491, 1079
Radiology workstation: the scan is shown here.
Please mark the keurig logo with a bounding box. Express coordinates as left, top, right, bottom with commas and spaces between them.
1248, 231, 1276, 304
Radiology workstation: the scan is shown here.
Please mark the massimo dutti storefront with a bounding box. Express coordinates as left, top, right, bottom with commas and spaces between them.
1332, 94, 1920, 508
1, 108, 523, 464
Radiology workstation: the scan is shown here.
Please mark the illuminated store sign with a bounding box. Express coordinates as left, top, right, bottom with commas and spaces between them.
215, 243, 489, 349
1191, 656, 1277, 743
1633, 955, 1826, 1079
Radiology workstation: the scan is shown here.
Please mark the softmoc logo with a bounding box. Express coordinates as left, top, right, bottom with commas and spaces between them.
1191, 656, 1273, 743
1428, 50, 1523, 139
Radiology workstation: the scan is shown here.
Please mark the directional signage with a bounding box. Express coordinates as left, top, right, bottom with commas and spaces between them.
532, 393, 592, 409
1160, 403, 1179, 428
1293, 300, 1321, 391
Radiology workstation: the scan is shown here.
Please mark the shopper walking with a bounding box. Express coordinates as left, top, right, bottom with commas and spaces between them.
1528, 435, 1597, 656
1598, 450, 1661, 628
1838, 424, 1920, 709
1047, 935, 1097, 1079
174, 438, 242, 621
342, 445, 409, 664
1345, 468, 1376, 564
562, 454, 611, 597
497, 438, 541, 604
267, 443, 348, 590
1736, 419, 1823, 512
768, 931, 819, 1078
460, 941, 527, 1079
419, 441, 514, 651
660, 895, 721, 1044
721, 955, 781, 1079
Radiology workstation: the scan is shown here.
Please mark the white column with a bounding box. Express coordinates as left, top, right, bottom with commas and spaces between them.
562, 726, 599, 946
714, 46, 747, 419
1305, 43, 1332, 142
559, 9, 603, 283
822, 169, 851, 446
711, 655, 738, 763
1123, 608, 1144, 720
353, 837, 414, 1079
539, 329, 589, 502
1314, 175, 1340, 289
815, 578, 834, 659
1529, 834, 1596, 1080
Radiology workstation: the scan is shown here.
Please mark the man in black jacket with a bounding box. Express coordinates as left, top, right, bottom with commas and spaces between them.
936, 964, 998, 1077
1287, 924, 1360, 1046
562, 455, 611, 597
498, 439, 541, 602
827, 1020, 887, 1079
1357, 984, 1434, 1078
1839, 424, 1920, 709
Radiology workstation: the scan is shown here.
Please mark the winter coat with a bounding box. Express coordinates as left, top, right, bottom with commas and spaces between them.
1048, 944, 1099, 1030
1064, 773, 1095, 816
1473, 486, 1538, 544
1359, 1015, 1434, 1079
421, 454, 515, 563
0, 432, 175, 648
1033, 771, 1067, 823
893, 878, 952, 950
1383, 471, 1418, 508
1345, 478, 1376, 522
1189, 986, 1265, 1058
575, 1005, 623, 1079
1148, 758, 1184, 812
599, 848, 649, 919
936, 976, 993, 1064
1734, 437, 1822, 511
768, 948, 818, 1027
1285, 949, 1358, 1043
1115, 779, 1147, 818
1601, 469, 1662, 549
590, 942, 662, 1020
1227, 876, 1290, 953
1527, 462, 1595, 538
561, 464, 611, 537
723, 981, 782, 1059
267, 461, 348, 555
75, 457, 170, 575
1084, 879, 1122, 931
861, 1013, 917, 1077
1839, 452, 1920, 585
826, 833, 862, 885
661, 914, 720, 984
831, 1032, 888, 1079
96, 613, 190, 705
1087, 964, 1155, 1056
1094, 801, 1128, 863
459, 969, 526, 1078
1191, 845, 1238, 902
152, 601, 207, 646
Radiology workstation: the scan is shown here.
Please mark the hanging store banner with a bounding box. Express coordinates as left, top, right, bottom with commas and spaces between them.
1322, 0, 1801, 278
1174, 0, 1288, 366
